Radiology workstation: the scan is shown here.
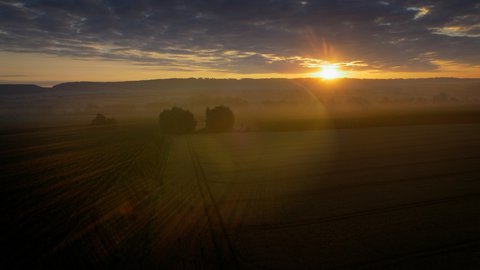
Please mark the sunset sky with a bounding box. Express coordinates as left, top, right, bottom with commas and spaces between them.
1, 0, 480, 85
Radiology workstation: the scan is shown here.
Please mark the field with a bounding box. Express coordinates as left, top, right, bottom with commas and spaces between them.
186, 123, 480, 269
2, 121, 480, 269
0, 125, 166, 268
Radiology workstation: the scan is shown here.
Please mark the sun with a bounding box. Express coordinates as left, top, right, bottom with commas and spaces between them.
313, 64, 342, 80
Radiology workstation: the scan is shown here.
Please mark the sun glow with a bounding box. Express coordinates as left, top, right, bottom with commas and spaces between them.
314, 64, 342, 80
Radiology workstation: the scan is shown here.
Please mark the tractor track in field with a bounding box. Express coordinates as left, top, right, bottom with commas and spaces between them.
45, 129, 167, 256
333, 237, 480, 270
239, 191, 480, 232
242, 236, 480, 270
187, 136, 240, 270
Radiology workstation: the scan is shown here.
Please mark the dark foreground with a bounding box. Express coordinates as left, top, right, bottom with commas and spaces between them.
1, 123, 480, 269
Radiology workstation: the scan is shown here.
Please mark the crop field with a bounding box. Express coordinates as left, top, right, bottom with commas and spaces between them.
1, 122, 480, 269
185, 123, 480, 269
0, 125, 166, 268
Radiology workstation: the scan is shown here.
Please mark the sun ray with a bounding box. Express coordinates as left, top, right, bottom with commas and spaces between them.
312, 64, 343, 80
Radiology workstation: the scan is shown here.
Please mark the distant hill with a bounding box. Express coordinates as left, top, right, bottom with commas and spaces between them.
0, 84, 48, 94
50, 78, 308, 93
0, 77, 477, 92
1, 77, 479, 93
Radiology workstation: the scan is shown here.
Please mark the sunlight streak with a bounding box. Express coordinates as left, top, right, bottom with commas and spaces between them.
311, 64, 344, 80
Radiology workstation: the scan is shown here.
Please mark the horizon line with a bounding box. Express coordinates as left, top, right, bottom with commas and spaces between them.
2, 76, 480, 88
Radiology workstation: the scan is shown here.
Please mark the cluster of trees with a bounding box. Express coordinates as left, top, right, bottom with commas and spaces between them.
205, 105, 235, 132
158, 107, 197, 134
89, 105, 234, 134
158, 105, 235, 135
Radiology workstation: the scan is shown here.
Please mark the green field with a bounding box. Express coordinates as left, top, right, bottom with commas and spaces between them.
2, 122, 480, 269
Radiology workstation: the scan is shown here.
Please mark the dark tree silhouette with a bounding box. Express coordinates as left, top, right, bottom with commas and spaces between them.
432, 92, 448, 103
91, 113, 117, 126
206, 105, 235, 132
158, 107, 196, 134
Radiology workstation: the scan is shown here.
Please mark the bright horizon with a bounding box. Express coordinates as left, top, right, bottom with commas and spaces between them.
2, 51, 480, 86
1, 1, 480, 85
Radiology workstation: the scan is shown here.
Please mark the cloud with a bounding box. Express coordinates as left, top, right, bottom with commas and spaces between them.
0, 0, 479, 75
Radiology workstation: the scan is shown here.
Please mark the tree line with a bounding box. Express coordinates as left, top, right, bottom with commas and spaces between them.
158, 105, 234, 134
91, 105, 234, 134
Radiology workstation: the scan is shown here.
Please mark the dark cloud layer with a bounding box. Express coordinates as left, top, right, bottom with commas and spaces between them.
1, 0, 479, 74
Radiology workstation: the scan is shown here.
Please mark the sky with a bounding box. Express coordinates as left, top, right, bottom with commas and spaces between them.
1, 0, 480, 85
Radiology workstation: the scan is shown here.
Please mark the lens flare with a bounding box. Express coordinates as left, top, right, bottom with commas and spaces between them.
312, 64, 343, 80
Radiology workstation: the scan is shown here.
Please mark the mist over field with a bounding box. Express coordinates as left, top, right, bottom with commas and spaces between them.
1, 78, 480, 129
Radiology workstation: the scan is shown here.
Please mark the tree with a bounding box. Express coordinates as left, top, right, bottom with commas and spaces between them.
205, 105, 235, 132
91, 113, 117, 126
158, 107, 196, 134
432, 92, 448, 103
